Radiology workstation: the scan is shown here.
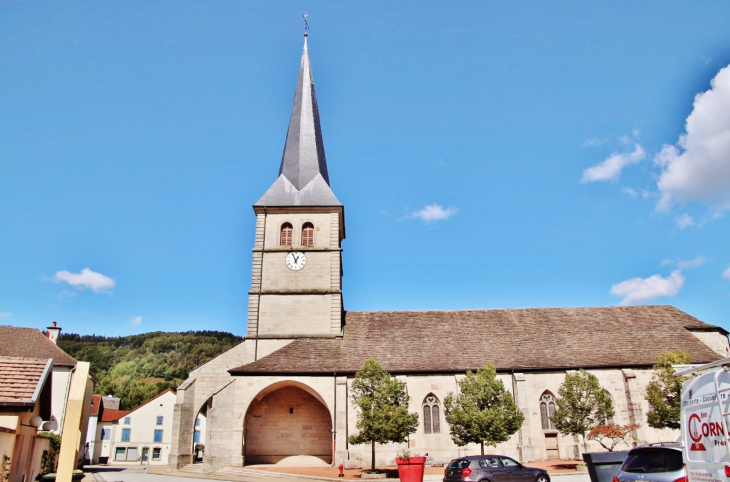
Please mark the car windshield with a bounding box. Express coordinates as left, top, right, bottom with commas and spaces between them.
449, 459, 471, 469
622, 449, 683, 473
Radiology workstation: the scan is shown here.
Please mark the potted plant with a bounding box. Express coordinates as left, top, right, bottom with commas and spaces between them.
395, 449, 426, 482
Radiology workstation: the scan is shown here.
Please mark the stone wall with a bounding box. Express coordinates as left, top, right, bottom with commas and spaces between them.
245, 386, 332, 464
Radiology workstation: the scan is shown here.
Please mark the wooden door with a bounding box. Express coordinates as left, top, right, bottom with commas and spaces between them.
545, 434, 559, 459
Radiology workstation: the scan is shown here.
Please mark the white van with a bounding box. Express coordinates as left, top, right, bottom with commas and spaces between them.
678, 358, 730, 482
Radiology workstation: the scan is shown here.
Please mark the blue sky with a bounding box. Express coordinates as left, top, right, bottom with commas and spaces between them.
2, 2, 730, 337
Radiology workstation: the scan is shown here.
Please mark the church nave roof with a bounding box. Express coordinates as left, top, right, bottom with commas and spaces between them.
230, 305, 726, 375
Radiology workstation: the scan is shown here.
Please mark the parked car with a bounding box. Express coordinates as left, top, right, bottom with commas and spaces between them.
444, 455, 550, 482
613, 443, 686, 482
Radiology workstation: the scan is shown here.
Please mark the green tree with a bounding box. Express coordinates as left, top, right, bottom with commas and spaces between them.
645, 350, 691, 430
443, 363, 525, 455
59, 330, 242, 405
348, 359, 419, 472
551, 369, 614, 452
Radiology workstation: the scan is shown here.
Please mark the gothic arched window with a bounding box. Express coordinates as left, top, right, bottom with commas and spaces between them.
540, 392, 556, 430
422, 394, 441, 434
280, 223, 293, 246
302, 223, 314, 247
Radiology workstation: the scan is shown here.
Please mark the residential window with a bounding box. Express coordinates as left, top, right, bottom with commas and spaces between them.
152, 448, 161, 460
156, 416, 163, 425
124, 416, 131, 425
126, 447, 138, 461
122, 428, 130, 441
195, 419, 200, 427
101, 428, 110, 440
194, 430, 200, 443
302, 223, 314, 247
154, 429, 163, 442
422, 394, 441, 434
280, 223, 293, 246
115, 447, 137, 461
540, 392, 556, 430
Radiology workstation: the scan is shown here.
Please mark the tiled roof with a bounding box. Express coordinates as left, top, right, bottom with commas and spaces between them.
230, 305, 726, 375
90, 394, 103, 416
100, 409, 130, 423
0, 356, 52, 406
0, 326, 77, 366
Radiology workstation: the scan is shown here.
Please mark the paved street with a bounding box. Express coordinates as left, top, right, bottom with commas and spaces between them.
87, 467, 592, 482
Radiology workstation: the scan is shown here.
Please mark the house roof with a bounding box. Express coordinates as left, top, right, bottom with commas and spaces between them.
90, 394, 103, 416
256, 35, 340, 207
125, 388, 176, 415
0, 326, 77, 366
100, 409, 130, 423
230, 305, 727, 375
0, 357, 53, 407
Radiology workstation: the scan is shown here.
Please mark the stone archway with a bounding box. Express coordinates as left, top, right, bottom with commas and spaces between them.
244, 383, 332, 465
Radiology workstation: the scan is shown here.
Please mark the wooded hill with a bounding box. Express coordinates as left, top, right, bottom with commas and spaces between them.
59, 330, 243, 410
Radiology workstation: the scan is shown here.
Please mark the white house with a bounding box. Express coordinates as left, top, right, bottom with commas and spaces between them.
94, 389, 178, 465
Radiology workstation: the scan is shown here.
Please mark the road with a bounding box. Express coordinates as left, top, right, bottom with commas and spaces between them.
88, 467, 592, 482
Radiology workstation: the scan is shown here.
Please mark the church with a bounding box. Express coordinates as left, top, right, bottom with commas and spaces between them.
168, 34, 730, 472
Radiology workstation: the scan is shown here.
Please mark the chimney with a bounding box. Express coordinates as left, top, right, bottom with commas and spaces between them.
47, 321, 61, 345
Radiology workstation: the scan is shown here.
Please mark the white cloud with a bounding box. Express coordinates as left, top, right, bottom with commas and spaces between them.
723, 266, 730, 280
656, 64, 730, 211
412, 204, 458, 222
676, 256, 710, 269
674, 213, 696, 229
53, 268, 116, 293
581, 144, 646, 183
130, 316, 142, 326
610, 270, 684, 305
622, 188, 638, 197
0, 312, 10, 319
583, 138, 608, 147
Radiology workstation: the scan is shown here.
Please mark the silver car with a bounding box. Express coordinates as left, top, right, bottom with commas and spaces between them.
614, 444, 686, 482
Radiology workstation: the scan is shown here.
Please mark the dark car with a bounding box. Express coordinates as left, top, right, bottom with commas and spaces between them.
444, 455, 549, 482
613, 443, 686, 482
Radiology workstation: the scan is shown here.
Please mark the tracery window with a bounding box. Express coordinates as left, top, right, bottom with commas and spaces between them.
302, 223, 314, 247
540, 392, 556, 430
422, 394, 441, 434
280, 223, 293, 246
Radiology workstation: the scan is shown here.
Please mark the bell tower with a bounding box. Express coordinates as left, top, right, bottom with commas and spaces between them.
246, 33, 345, 358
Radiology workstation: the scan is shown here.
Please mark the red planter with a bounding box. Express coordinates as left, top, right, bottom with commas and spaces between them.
395, 457, 426, 482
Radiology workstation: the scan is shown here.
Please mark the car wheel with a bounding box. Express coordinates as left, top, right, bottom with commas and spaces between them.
536, 475, 548, 482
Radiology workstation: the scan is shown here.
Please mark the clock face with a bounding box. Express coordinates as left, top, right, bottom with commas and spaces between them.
285, 251, 307, 271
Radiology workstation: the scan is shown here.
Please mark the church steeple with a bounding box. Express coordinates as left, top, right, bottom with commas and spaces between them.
256, 35, 340, 207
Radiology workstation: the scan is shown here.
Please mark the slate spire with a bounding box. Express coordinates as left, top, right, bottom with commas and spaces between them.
256, 34, 340, 207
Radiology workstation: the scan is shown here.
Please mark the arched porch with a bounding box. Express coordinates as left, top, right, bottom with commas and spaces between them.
244, 381, 333, 465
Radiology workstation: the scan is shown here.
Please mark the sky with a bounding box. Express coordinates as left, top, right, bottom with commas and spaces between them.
2, 2, 730, 337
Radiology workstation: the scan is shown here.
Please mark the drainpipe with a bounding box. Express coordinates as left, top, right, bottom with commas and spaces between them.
333, 372, 337, 467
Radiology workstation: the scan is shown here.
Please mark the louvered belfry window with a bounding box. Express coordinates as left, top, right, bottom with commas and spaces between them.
422, 394, 441, 434
280, 223, 293, 246
302, 223, 314, 247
